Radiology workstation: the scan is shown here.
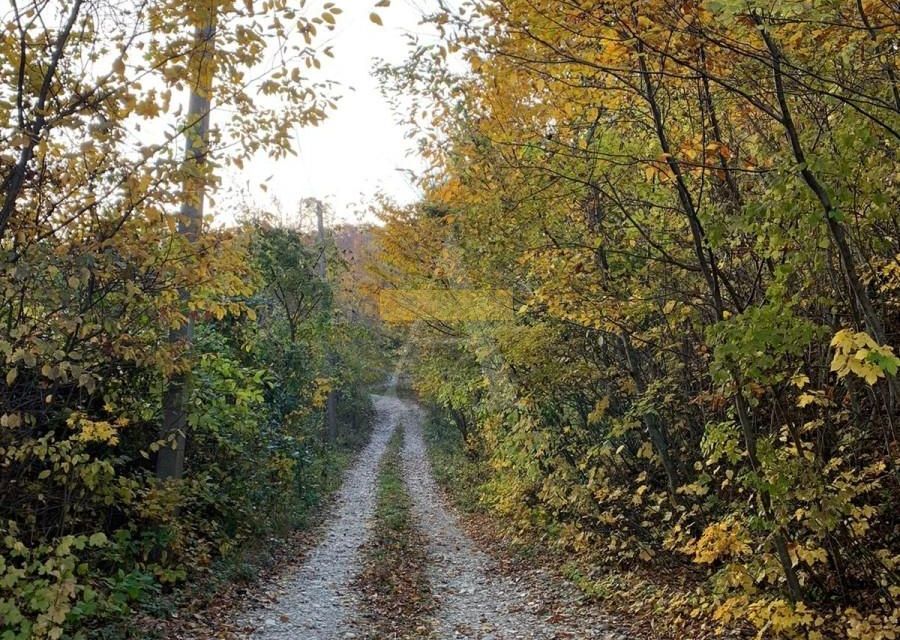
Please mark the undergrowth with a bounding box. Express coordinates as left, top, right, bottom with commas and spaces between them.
421, 409, 751, 640
420, 413, 485, 515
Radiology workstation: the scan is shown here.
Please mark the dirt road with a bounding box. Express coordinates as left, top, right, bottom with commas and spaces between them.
236, 393, 625, 640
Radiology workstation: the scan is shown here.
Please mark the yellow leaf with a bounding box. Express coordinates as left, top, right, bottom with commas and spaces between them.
588, 396, 610, 424
797, 393, 816, 408
830, 328, 855, 349
89, 532, 108, 546
369, 12, 383, 25
830, 352, 847, 373
790, 373, 809, 388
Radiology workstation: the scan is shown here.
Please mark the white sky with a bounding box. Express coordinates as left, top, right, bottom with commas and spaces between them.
221, 0, 440, 226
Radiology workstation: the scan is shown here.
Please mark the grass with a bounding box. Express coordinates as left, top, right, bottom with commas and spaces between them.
376, 427, 414, 533
420, 413, 485, 514
353, 426, 434, 639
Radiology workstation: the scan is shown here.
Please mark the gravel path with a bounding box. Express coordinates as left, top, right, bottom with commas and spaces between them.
235, 392, 626, 640
236, 394, 399, 639
396, 397, 625, 640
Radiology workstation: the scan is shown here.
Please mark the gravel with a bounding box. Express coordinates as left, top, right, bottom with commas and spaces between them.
236, 392, 627, 640
397, 397, 626, 640
236, 394, 399, 640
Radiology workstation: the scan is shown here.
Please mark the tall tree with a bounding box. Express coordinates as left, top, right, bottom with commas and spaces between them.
158, 2, 217, 481
312, 197, 338, 443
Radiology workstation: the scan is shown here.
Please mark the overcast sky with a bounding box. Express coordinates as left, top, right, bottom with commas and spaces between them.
220, 0, 439, 227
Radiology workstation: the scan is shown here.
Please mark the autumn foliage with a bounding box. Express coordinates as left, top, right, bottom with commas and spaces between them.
374, 0, 900, 636
0, 1, 384, 637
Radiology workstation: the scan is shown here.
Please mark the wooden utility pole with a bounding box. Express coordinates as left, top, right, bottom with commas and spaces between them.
315, 200, 327, 280
159, 8, 216, 480
315, 200, 338, 444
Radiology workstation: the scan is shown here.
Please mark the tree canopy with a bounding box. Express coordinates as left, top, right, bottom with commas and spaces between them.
373, 0, 900, 636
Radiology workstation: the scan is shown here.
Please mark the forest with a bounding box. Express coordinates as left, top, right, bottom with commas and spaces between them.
1, 0, 898, 639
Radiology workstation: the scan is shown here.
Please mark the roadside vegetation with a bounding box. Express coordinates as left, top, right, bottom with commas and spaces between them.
1, 211, 386, 639
0, 2, 392, 637
421, 413, 485, 517
3, 0, 898, 638
372, 0, 900, 637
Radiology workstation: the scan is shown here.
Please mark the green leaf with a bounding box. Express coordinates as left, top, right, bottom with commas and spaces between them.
88, 532, 108, 547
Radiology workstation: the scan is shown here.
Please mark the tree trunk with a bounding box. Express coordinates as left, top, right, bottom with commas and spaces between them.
158, 10, 217, 480
325, 391, 338, 444
756, 17, 885, 346
734, 390, 803, 601
315, 199, 338, 444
